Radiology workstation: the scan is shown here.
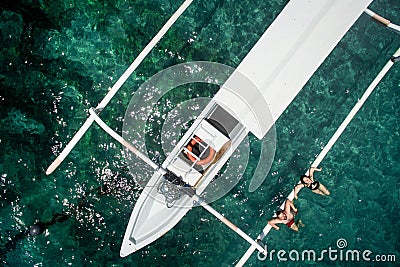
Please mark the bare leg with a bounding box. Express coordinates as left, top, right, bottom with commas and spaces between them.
290, 223, 299, 232
310, 182, 330, 196
297, 219, 305, 227
317, 183, 330, 196
312, 189, 326, 196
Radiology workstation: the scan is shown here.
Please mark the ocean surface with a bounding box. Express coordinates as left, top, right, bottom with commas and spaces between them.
1, 0, 399, 266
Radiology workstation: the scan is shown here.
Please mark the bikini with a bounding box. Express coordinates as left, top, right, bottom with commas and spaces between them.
286, 218, 295, 228
302, 178, 320, 191
307, 181, 320, 190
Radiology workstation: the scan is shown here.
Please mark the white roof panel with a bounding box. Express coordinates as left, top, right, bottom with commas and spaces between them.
214, 0, 373, 139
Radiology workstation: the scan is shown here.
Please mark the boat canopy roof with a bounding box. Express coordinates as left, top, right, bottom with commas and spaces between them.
214, 0, 373, 139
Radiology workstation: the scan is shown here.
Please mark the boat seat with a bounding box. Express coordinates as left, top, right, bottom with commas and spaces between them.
166, 157, 202, 186
166, 119, 230, 186
194, 120, 230, 152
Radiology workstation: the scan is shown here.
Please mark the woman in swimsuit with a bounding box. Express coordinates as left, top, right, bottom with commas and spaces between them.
268, 199, 303, 232
294, 167, 330, 199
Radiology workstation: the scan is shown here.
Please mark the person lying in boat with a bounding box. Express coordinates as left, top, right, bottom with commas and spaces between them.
294, 167, 330, 199
268, 199, 303, 232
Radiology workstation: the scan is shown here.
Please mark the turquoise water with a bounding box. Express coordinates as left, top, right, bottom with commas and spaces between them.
1, 0, 399, 266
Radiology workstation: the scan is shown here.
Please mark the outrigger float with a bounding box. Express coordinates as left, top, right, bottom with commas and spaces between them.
45, 0, 400, 262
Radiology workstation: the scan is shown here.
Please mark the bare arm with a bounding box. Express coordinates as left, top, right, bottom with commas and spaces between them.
309, 166, 322, 180
293, 183, 305, 199
268, 218, 281, 230
286, 199, 297, 213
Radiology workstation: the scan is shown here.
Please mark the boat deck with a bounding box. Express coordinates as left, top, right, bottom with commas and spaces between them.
166, 104, 237, 186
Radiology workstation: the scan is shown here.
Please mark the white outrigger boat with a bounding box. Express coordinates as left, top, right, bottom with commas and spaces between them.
45, 0, 400, 262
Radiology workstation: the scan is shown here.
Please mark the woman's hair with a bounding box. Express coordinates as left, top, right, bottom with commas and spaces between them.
276, 210, 283, 216
300, 175, 310, 184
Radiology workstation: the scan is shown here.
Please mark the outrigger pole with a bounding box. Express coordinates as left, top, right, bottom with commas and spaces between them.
236, 46, 400, 266
87, 108, 268, 256
46, 0, 194, 175
365, 9, 400, 34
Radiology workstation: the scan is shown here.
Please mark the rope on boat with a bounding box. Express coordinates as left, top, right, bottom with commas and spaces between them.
157, 180, 184, 208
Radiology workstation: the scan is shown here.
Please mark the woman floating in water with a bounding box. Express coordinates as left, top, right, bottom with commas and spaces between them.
294, 167, 330, 199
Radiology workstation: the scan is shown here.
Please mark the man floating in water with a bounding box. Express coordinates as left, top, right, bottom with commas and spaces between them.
268, 199, 304, 232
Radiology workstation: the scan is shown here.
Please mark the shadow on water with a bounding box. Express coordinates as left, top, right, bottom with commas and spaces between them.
0, 184, 112, 258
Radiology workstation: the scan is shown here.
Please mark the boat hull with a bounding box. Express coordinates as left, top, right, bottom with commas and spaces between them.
120, 171, 194, 256
120, 100, 245, 257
